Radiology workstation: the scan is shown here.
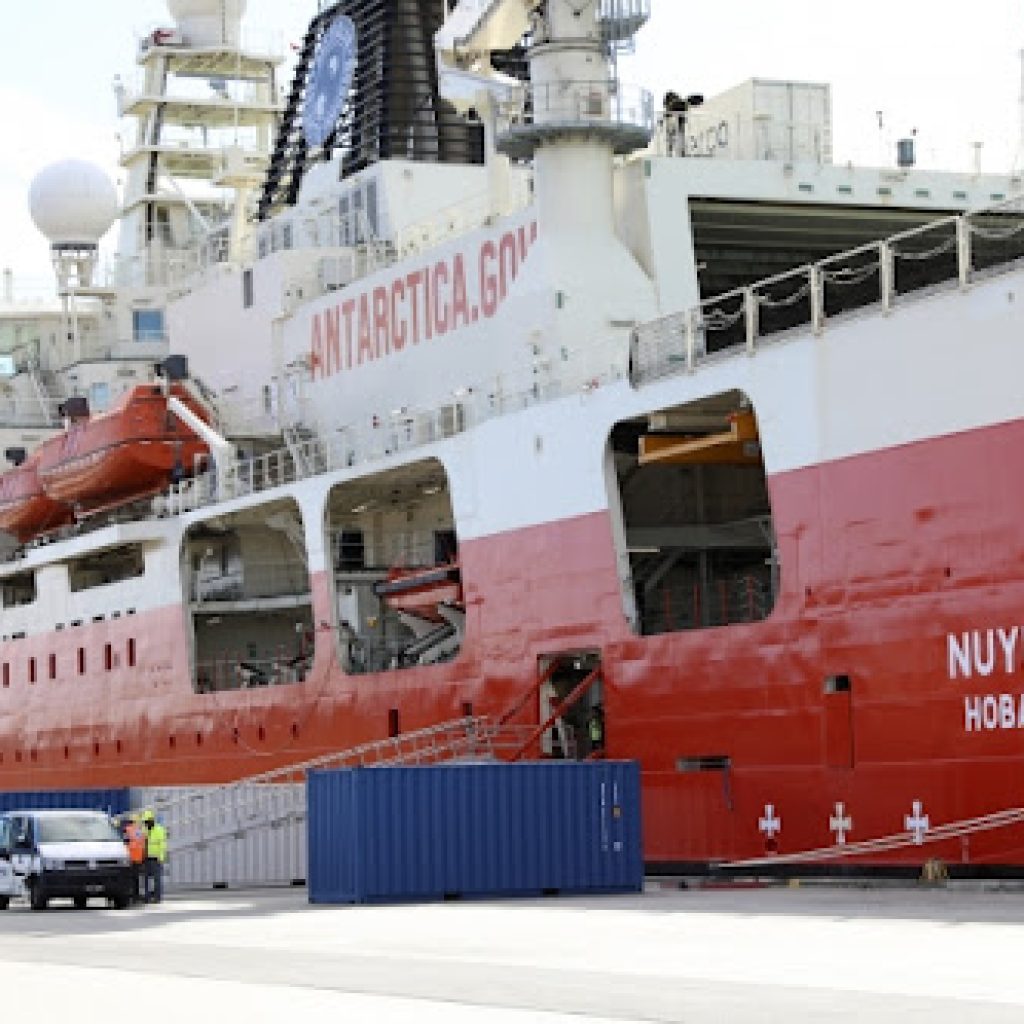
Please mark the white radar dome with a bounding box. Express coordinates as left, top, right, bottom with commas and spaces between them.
28, 160, 118, 249
167, 0, 248, 46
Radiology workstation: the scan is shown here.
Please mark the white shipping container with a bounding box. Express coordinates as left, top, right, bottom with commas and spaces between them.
679, 79, 832, 164
132, 785, 307, 892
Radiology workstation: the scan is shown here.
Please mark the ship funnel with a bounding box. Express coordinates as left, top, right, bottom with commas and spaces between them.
167, 0, 248, 48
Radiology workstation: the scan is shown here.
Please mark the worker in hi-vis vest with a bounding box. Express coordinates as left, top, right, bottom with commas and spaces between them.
123, 816, 147, 903
142, 810, 167, 904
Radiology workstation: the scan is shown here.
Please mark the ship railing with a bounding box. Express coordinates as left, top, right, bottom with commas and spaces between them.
144, 716, 527, 853
161, 335, 632, 516
497, 79, 655, 142
631, 195, 1024, 385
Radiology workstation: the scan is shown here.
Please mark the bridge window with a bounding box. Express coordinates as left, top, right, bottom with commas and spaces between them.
608, 390, 779, 636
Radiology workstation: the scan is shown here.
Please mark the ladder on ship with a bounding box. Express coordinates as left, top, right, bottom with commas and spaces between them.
143, 716, 530, 859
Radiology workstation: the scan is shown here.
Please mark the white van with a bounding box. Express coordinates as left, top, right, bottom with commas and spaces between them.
0, 809, 133, 910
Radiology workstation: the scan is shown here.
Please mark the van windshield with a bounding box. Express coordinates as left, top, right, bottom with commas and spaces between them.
36, 815, 121, 844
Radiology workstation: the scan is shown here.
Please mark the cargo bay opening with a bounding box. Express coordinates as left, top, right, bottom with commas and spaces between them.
184, 498, 313, 692
609, 390, 779, 635
325, 458, 464, 674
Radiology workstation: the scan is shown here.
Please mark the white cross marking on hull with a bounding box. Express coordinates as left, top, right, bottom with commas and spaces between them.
829, 802, 852, 845
904, 800, 930, 844
758, 804, 781, 838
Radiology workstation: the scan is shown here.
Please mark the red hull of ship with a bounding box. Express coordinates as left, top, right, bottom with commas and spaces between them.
4, 416, 1024, 869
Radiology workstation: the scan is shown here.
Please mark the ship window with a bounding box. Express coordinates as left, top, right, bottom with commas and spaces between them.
48, 653, 56, 680
336, 529, 364, 570
77, 648, 85, 675
365, 180, 379, 238
2, 664, 8, 688
388, 708, 400, 737
89, 381, 111, 413
242, 269, 254, 309
258, 233, 269, 259
339, 196, 351, 245
104, 644, 113, 672
68, 545, 145, 593
132, 309, 165, 343
28, 658, 35, 684
607, 390, 780, 637
2, 572, 36, 608
127, 638, 136, 668
282, 223, 293, 250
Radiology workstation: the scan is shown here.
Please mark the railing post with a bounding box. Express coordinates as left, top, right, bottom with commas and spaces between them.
810, 264, 824, 336
879, 241, 894, 314
744, 288, 758, 354
957, 216, 972, 290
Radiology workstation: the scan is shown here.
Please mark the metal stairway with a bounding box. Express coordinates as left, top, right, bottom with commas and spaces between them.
145, 716, 530, 859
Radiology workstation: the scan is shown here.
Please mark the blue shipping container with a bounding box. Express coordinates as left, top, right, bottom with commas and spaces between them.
308, 761, 643, 904
0, 789, 130, 817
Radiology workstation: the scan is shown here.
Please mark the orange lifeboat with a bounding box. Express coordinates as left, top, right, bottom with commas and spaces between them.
0, 450, 73, 543
35, 384, 211, 512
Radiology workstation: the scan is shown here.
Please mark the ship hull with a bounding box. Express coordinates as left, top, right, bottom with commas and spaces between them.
3, 409, 1024, 871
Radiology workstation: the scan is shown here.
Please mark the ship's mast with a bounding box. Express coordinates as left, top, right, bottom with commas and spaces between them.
116, 0, 283, 292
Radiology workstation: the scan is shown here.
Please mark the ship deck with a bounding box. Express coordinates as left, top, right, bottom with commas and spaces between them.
2, 884, 1022, 1021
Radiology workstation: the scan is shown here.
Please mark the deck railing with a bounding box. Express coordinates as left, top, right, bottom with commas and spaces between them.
630, 196, 1024, 385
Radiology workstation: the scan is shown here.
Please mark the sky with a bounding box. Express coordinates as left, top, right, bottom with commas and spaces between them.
1, 0, 1022, 295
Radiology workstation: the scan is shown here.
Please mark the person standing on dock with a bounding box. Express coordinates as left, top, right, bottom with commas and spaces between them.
142, 810, 168, 903
124, 815, 147, 903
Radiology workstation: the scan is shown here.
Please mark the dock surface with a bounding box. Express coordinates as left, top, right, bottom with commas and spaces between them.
2, 884, 1023, 1021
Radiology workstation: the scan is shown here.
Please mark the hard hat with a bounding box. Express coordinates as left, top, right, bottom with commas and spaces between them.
143, 809, 155, 823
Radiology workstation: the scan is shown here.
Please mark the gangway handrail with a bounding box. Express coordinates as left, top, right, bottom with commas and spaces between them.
141, 715, 517, 821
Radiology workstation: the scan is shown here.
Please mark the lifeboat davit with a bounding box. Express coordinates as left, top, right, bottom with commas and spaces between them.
35, 384, 211, 512
0, 452, 73, 543
374, 563, 463, 621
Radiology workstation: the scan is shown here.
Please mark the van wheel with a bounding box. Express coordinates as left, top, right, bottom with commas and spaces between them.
28, 883, 47, 911
0, 896, 9, 910
73, 895, 88, 910
110, 894, 130, 910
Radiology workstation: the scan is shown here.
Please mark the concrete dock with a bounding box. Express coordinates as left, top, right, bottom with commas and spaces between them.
2, 883, 1024, 1021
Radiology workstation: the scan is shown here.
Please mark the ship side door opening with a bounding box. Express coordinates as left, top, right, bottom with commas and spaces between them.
536, 653, 604, 761
325, 458, 464, 675
183, 498, 313, 693
608, 389, 779, 636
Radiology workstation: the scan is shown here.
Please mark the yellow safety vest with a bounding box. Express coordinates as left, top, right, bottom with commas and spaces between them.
146, 822, 168, 862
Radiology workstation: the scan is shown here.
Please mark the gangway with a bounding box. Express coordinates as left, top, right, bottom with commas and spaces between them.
140, 716, 531, 859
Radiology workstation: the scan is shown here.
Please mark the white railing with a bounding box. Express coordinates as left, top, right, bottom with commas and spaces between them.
161, 334, 632, 516
631, 196, 1024, 384
498, 79, 655, 137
